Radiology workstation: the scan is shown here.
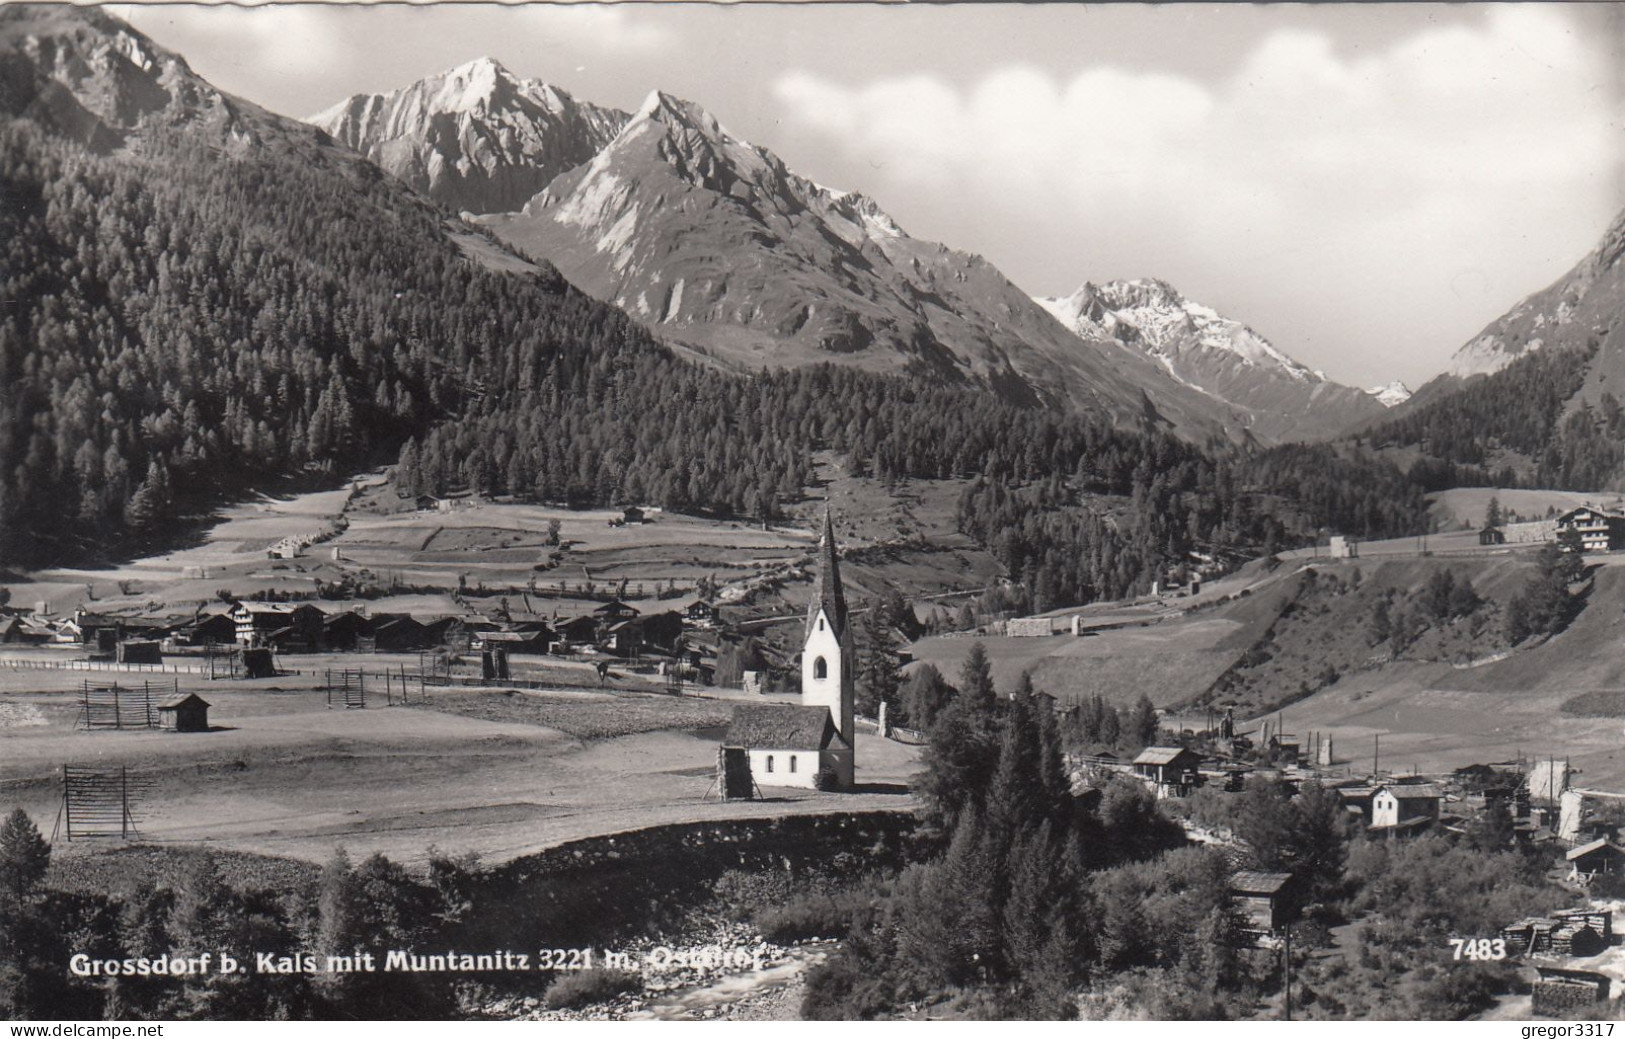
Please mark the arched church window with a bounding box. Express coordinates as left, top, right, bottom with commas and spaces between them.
789, 756, 798, 773
814, 656, 827, 679
818, 617, 825, 631
766, 755, 774, 772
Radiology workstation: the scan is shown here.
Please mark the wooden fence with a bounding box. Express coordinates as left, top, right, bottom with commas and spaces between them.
0, 656, 304, 677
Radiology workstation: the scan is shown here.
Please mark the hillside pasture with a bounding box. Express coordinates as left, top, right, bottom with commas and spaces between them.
908, 617, 1252, 710
1427, 487, 1624, 531
1262, 566, 1625, 790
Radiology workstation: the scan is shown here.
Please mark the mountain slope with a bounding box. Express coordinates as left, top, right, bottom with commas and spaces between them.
1358, 206, 1625, 490
0, 4, 767, 566
1408, 207, 1625, 410
308, 57, 627, 215
476, 90, 1261, 443
1036, 278, 1387, 442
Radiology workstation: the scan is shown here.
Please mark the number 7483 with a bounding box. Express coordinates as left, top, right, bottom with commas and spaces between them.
1449, 937, 1507, 960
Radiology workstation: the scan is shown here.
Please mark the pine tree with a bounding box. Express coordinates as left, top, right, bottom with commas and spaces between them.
0, 809, 49, 909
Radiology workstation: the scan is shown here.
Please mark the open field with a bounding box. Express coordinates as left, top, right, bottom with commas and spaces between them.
910, 617, 1253, 711
1427, 487, 1625, 531
0, 668, 919, 866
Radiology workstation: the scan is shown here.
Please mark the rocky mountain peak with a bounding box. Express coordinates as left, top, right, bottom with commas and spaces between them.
306, 59, 627, 214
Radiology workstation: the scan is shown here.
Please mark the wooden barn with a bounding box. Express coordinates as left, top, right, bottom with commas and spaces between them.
1132, 746, 1202, 796
0, 616, 53, 645
371, 614, 431, 651
116, 640, 163, 665
320, 610, 373, 651
1566, 837, 1625, 880
183, 611, 238, 647
1230, 871, 1294, 933
157, 693, 211, 733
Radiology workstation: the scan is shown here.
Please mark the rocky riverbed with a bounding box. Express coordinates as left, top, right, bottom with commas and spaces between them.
475, 923, 834, 1021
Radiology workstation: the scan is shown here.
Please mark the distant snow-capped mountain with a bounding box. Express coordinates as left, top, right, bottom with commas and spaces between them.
308, 57, 627, 214
1036, 279, 1386, 442
1366, 381, 1412, 408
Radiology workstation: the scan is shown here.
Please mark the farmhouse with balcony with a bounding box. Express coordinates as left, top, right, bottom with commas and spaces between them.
231, 602, 325, 648
1555, 505, 1625, 553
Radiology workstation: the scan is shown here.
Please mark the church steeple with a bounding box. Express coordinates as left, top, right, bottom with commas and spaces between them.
805, 507, 847, 641
800, 506, 855, 789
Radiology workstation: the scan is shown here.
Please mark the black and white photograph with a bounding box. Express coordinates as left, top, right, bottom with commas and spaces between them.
2, 0, 1625, 1024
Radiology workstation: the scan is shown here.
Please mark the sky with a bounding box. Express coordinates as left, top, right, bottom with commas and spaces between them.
117, 2, 1625, 390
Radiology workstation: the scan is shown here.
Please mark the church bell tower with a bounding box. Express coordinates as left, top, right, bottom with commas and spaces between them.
801, 509, 855, 788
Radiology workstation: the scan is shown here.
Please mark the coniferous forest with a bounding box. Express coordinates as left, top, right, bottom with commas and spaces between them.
0, 105, 1433, 606
1362, 342, 1625, 491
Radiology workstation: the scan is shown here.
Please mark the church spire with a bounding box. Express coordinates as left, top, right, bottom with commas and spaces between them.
805, 507, 847, 640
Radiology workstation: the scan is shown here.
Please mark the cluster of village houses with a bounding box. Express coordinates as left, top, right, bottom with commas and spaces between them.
1095, 740, 1625, 1012
0, 597, 723, 671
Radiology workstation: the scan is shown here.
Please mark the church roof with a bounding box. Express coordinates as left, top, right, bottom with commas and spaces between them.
804, 509, 848, 641
723, 705, 848, 752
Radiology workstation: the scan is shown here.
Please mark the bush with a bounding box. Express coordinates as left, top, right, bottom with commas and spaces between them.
756, 891, 857, 943
543, 968, 641, 1010
813, 767, 839, 792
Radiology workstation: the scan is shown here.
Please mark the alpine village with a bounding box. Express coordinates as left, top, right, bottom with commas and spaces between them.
6, 3, 1625, 1023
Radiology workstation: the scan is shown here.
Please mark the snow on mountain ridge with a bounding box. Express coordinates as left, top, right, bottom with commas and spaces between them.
1365, 381, 1412, 407
1034, 278, 1386, 441
1038, 279, 1317, 382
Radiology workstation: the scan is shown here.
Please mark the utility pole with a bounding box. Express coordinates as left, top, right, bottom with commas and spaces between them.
1282, 925, 1293, 1021
1374, 733, 1380, 777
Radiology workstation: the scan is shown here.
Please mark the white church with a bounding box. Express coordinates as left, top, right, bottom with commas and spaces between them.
720, 510, 856, 791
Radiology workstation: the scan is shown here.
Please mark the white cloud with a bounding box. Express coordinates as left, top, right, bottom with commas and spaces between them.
507, 6, 672, 56
771, 6, 1618, 384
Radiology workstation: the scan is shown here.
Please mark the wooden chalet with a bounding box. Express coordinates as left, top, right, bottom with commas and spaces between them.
601, 619, 644, 657
595, 600, 640, 622
1479, 525, 1507, 546
182, 611, 239, 647
1555, 505, 1625, 553
556, 614, 601, 647
686, 599, 718, 626
231, 602, 325, 647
